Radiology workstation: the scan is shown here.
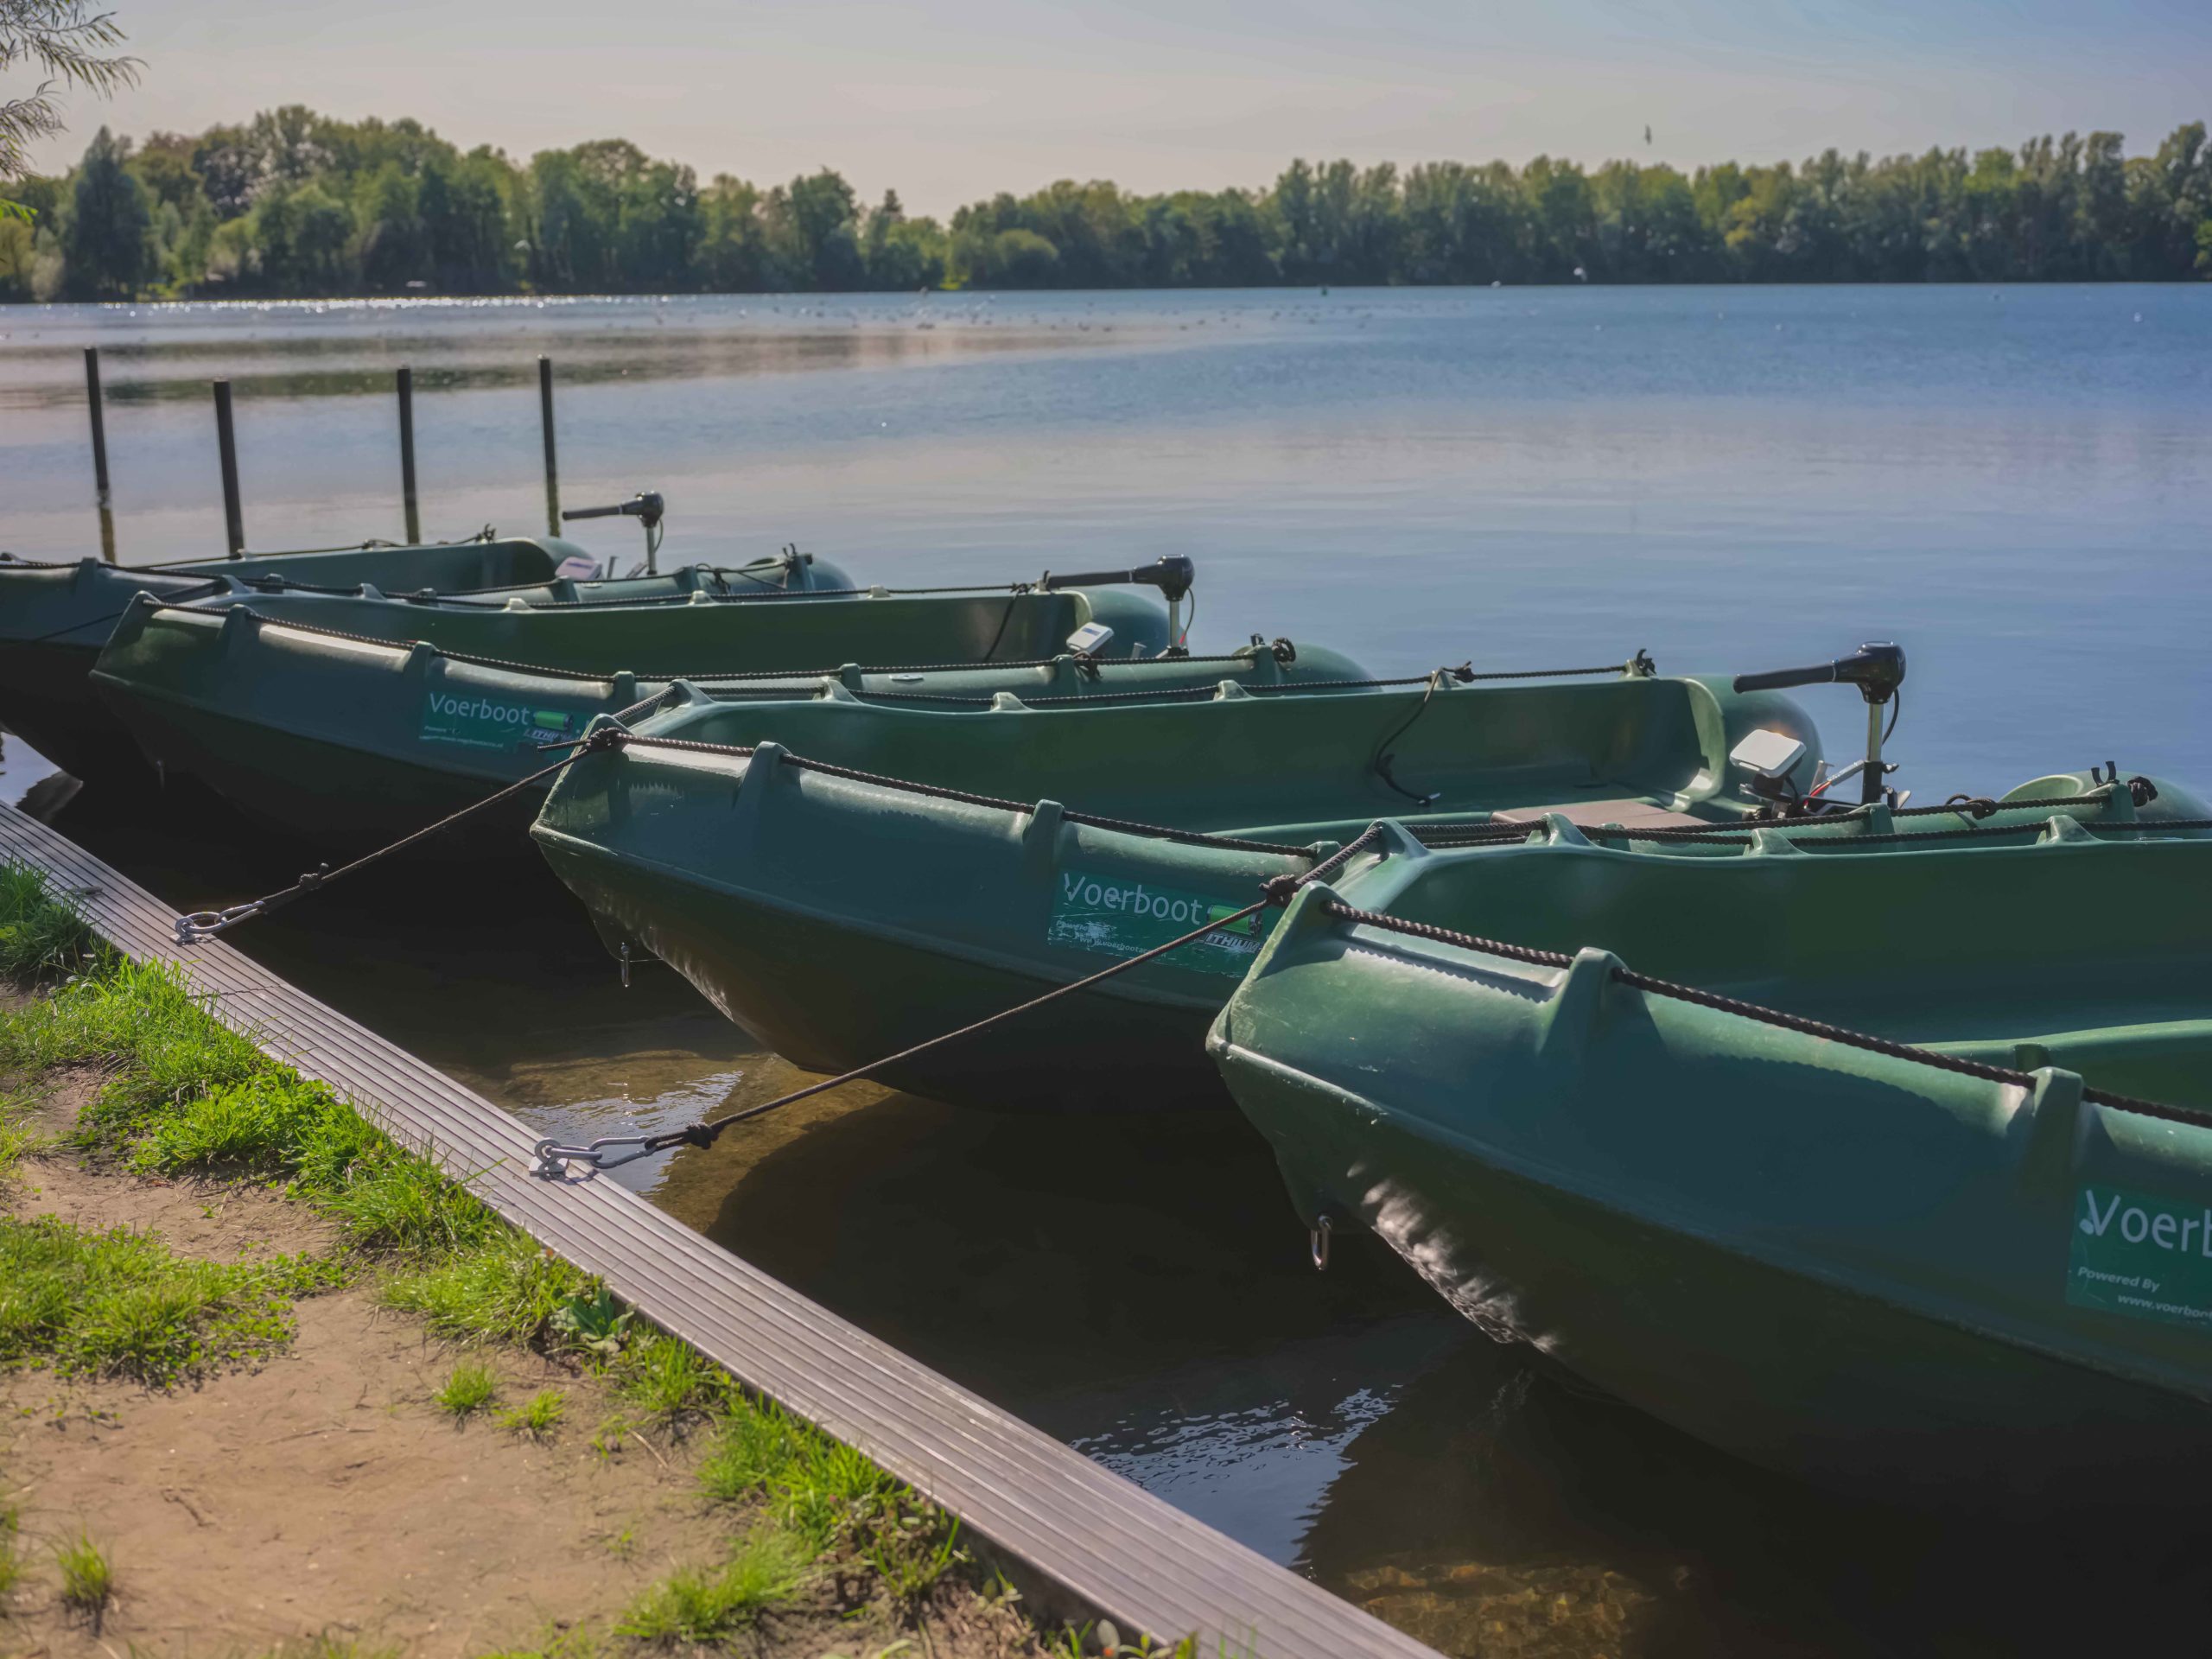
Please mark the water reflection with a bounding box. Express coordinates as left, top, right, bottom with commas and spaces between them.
1, 325, 1126, 410
1302, 1334, 2212, 1656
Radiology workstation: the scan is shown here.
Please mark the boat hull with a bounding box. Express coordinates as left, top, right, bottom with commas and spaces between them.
90, 598, 1351, 860
1210, 829, 2212, 1497
0, 537, 582, 785
1219, 1042, 2212, 1502
527, 672, 1825, 1109
537, 833, 1223, 1109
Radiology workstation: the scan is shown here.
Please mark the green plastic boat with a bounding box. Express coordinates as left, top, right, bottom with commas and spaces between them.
0, 533, 845, 784
92, 588, 1332, 854
528, 659, 1823, 1109
1208, 803, 2212, 1498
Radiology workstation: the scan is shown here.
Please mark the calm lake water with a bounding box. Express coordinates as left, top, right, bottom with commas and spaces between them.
5, 285, 2210, 1654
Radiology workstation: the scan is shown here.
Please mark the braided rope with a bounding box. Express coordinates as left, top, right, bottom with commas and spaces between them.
1313, 899, 2212, 1130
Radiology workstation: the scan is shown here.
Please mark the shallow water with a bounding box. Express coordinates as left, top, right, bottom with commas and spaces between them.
6, 286, 2211, 1652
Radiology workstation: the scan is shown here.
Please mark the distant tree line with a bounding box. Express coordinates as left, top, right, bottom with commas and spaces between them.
3, 107, 2209, 301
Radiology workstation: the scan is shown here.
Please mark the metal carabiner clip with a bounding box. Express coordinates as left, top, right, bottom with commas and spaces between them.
175, 901, 264, 945
531, 1135, 662, 1179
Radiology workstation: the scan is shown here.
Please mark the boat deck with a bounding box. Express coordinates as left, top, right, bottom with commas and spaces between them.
0, 800, 1442, 1659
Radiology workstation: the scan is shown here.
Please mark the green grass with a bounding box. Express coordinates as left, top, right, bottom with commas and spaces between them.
0, 1213, 313, 1384
0, 1084, 45, 1183
0, 860, 95, 980
614, 1529, 808, 1644
498, 1387, 566, 1440
474, 1630, 606, 1659
864, 1510, 967, 1611
614, 1332, 729, 1425
698, 1397, 905, 1552
259, 1637, 406, 1659
0, 1503, 22, 1604
4, 956, 263, 1133
385, 1231, 586, 1343
432, 1357, 500, 1419
54, 1529, 113, 1624
126, 1070, 370, 1181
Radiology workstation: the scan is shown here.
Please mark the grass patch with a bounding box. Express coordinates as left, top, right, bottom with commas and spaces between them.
478, 1630, 606, 1659
499, 1387, 566, 1440
262, 1638, 406, 1659
699, 1398, 904, 1552
432, 1357, 500, 1420
385, 1231, 586, 1343
0, 1085, 45, 1184
615, 1529, 807, 1644
0, 860, 95, 980
865, 1511, 968, 1612
4, 956, 263, 1133
0, 1214, 315, 1384
126, 1071, 369, 1182
614, 1332, 729, 1426
0, 1503, 21, 1604
54, 1529, 113, 1624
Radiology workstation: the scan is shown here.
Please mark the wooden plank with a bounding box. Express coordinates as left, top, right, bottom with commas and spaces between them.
1497, 798, 1712, 829
0, 802, 1443, 1659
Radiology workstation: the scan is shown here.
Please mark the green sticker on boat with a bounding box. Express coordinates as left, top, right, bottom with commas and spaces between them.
1046, 868, 1271, 975
421, 690, 580, 752
2068, 1183, 2212, 1333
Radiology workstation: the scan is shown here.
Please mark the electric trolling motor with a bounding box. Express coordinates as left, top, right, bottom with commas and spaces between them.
1732, 642, 1908, 807
562, 491, 666, 575
1032, 556, 1197, 655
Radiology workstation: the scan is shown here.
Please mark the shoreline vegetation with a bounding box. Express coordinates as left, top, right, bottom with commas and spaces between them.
2, 110, 2208, 304
0, 862, 1171, 1657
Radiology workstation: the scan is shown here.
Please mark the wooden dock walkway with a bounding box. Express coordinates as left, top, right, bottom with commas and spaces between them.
0, 801, 1442, 1659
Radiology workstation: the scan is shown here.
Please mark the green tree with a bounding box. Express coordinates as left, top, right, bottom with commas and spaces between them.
353, 159, 427, 289
767, 168, 864, 289
61, 124, 146, 295
11, 103, 2212, 300
696, 172, 780, 289
251, 177, 353, 294
422, 148, 515, 291
190, 123, 258, 219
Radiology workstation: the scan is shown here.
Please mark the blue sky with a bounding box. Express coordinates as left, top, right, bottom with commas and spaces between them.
23, 0, 2212, 213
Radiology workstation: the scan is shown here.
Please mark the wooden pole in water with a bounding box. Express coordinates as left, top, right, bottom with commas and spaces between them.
83, 347, 111, 505
397, 365, 422, 544
84, 347, 118, 562
537, 355, 560, 537
213, 379, 245, 557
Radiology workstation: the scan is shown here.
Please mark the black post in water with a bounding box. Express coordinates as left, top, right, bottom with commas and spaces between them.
397, 365, 422, 544
88, 346, 118, 561
213, 380, 245, 556
537, 354, 560, 536
83, 346, 111, 505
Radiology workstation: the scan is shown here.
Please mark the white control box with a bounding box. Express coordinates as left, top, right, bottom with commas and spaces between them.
1730, 728, 1808, 780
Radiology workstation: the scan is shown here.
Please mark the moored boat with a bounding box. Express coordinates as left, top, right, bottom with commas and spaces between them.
1208, 802, 2212, 1499
528, 656, 1825, 1108
0, 532, 847, 784
90, 588, 1329, 854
